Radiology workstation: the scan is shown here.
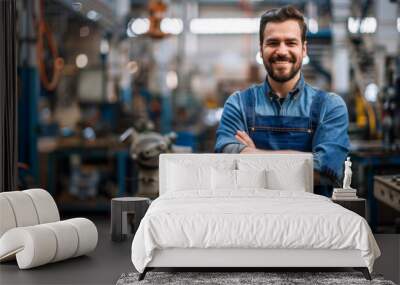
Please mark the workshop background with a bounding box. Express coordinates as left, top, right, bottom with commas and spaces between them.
4, 0, 400, 233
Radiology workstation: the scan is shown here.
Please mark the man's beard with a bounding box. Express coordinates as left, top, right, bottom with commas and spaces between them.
263, 54, 302, 83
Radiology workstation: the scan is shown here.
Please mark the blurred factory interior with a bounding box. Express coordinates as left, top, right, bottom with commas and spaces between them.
1, 0, 400, 230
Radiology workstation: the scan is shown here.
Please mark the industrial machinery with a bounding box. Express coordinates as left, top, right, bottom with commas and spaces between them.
374, 174, 400, 233
120, 127, 176, 198
374, 175, 400, 212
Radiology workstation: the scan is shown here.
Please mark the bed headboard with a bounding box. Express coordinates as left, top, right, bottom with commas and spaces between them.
159, 153, 314, 195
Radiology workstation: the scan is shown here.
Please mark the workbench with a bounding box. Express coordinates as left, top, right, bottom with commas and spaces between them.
350, 140, 400, 232
39, 136, 132, 212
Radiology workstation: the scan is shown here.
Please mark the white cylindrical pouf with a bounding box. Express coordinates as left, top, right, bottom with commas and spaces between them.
1, 192, 39, 227
23, 189, 60, 223
0, 226, 57, 269
65, 218, 98, 257
0, 190, 97, 269
42, 221, 79, 262
0, 195, 17, 237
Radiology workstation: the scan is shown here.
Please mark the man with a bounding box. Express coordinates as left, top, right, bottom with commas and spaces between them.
215, 6, 350, 192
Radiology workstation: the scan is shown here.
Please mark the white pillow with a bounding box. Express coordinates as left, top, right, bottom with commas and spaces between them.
212, 168, 237, 191
167, 162, 211, 191
237, 159, 310, 192
212, 169, 268, 191
236, 169, 267, 189
266, 168, 307, 192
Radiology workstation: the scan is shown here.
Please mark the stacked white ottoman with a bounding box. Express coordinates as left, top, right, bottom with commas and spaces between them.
0, 189, 98, 269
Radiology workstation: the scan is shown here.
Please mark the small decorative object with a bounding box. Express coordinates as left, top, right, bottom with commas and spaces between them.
333, 157, 358, 200
343, 157, 354, 190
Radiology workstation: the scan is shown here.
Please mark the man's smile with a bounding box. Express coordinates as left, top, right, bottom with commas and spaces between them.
273, 61, 291, 66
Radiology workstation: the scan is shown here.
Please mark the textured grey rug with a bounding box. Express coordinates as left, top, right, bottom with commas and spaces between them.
116, 271, 396, 285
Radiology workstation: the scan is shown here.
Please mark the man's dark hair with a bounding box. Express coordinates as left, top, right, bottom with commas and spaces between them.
259, 5, 307, 45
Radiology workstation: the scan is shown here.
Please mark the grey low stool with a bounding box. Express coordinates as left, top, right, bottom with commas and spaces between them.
111, 197, 151, 242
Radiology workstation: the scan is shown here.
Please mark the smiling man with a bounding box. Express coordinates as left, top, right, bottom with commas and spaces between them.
215, 6, 350, 193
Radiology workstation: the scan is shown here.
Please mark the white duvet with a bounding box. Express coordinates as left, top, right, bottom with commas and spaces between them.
131, 190, 380, 273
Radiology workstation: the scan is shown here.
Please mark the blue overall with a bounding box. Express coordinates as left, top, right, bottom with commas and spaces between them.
215, 77, 350, 196
240, 83, 335, 196
242, 82, 326, 152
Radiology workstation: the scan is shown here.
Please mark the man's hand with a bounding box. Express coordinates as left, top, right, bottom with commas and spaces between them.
235, 131, 260, 153
235, 130, 303, 154
235, 130, 256, 149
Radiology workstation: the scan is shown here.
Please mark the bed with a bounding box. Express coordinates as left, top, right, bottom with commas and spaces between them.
131, 154, 380, 280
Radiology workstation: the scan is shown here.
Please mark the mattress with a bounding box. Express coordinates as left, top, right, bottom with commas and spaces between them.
131, 190, 380, 273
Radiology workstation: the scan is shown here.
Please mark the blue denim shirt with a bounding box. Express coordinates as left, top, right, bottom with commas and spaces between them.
215, 75, 350, 183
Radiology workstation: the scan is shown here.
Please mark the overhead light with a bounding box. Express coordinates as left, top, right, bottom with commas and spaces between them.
348, 17, 377, 34
190, 18, 259, 34
397, 18, 400, 32
256, 51, 263, 65
364, 83, 379, 102
126, 61, 139, 74
83, 127, 96, 140
348, 18, 359, 33
166, 71, 178, 90
160, 18, 183, 35
126, 27, 136, 38
87, 10, 100, 21
76, 54, 88, 68
307, 18, 318, 34
361, 17, 377, 33
302, 55, 310, 65
71, 2, 82, 12
100, 39, 109, 54
128, 18, 150, 36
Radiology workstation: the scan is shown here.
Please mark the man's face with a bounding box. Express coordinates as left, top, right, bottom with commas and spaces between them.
260, 20, 307, 83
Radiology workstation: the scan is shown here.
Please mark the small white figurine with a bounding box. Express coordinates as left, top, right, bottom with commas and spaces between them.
343, 157, 353, 189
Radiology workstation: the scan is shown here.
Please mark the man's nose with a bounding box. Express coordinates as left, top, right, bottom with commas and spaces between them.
276, 42, 289, 55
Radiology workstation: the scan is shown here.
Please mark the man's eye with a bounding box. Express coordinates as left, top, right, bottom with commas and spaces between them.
287, 42, 297, 46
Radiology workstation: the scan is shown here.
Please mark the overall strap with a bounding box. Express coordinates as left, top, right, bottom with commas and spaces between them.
241, 86, 256, 129
309, 90, 328, 128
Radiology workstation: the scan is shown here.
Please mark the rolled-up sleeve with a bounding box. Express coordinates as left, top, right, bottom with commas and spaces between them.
215, 92, 248, 153
312, 94, 350, 184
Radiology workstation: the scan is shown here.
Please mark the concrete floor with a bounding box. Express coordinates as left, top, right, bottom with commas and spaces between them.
1, 216, 399, 285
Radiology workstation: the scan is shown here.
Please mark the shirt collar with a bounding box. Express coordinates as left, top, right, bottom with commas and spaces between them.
264, 73, 305, 101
